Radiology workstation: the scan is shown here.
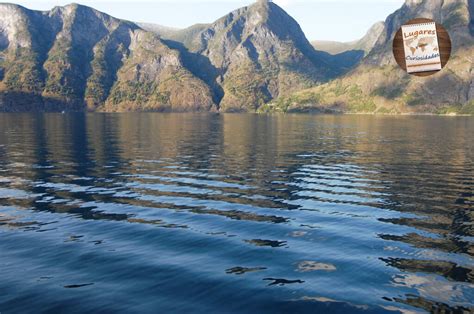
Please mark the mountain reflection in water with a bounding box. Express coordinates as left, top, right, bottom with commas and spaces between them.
0, 113, 472, 313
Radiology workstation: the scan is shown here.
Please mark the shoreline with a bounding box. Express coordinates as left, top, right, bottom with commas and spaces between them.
0, 111, 472, 117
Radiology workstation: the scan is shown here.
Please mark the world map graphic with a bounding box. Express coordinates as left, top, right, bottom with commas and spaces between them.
404, 36, 438, 55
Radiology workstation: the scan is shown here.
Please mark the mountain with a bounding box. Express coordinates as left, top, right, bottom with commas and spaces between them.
0, 3, 216, 112
273, 0, 474, 114
0, 1, 358, 112
2, 0, 471, 114
140, 0, 361, 112
312, 22, 384, 55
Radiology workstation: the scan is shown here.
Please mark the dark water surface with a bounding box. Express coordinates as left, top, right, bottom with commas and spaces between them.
0, 113, 472, 313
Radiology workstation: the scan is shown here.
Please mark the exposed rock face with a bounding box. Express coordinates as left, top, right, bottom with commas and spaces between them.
159, 1, 349, 112
103, 31, 215, 112
275, 0, 474, 114
355, 22, 386, 54
0, 3, 216, 112
0, 0, 472, 113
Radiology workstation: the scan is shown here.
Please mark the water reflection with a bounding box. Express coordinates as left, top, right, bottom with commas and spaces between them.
263, 278, 305, 286
0, 113, 473, 313
226, 267, 267, 275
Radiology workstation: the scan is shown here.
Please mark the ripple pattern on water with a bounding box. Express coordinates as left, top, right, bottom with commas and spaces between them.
0, 113, 472, 313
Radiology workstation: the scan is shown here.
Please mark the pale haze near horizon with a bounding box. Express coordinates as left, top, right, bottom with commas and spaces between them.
10, 0, 404, 42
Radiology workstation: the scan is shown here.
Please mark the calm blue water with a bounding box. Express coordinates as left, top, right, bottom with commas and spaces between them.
0, 113, 472, 313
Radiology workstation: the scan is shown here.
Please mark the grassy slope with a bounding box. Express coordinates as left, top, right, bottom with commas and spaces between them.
266, 46, 473, 114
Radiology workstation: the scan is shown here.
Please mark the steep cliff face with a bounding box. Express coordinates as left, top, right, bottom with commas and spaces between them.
0, 3, 216, 112
274, 0, 474, 114
103, 30, 215, 112
162, 1, 342, 112
0, 4, 47, 94
40, 4, 128, 109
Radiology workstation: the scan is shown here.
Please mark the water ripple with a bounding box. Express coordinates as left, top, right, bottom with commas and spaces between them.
0, 113, 472, 313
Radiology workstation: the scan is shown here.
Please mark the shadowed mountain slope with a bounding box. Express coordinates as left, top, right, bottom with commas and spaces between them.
0, 3, 216, 112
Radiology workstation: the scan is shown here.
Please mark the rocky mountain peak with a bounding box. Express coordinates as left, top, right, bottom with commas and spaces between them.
139, 0, 344, 112
0, 2, 216, 112
0, 4, 33, 49
247, 0, 312, 48
365, 0, 472, 66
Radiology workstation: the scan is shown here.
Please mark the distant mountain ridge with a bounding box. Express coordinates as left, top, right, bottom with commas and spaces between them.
312, 22, 384, 55
0, 0, 473, 113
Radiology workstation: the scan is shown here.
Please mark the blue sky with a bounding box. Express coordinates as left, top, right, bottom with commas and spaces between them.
13, 0, 404, 42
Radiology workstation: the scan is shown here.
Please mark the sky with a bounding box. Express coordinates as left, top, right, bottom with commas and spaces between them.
11, 0, 405, 42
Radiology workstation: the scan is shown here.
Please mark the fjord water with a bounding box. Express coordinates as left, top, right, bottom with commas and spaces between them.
0, 113, 472, 313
